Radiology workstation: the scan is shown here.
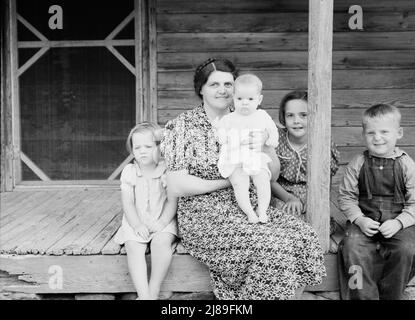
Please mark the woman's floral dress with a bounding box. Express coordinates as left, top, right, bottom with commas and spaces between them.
273, 128, 340, 233
161, 105, 326, 300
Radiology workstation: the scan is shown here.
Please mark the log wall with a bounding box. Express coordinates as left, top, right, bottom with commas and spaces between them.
154, 0, 415, 169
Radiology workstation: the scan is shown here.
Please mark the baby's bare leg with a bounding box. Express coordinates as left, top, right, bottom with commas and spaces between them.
229, 168, 259, 223
252, 169, 271, 223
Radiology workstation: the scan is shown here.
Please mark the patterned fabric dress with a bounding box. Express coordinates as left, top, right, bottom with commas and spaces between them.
273, 128, 340, 232
160, 105, 326, 300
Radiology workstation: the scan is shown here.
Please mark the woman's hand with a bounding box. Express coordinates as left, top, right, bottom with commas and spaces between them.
134, 225, 150, 240
283, 196, 303, 216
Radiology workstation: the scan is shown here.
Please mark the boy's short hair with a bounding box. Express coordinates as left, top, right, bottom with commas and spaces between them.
362, 104, 401, 129
126, 121, 161, 154
234, 73, 263, 94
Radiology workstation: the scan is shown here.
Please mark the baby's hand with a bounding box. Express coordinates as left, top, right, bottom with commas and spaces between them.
354, 216, 380, 237
134, 225, 150, 240
283, 196, 303, 216
378, 219, 402, 238
245, 129, 268, 151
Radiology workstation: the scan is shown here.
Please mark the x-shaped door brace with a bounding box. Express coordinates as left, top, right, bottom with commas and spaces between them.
17, 10, 138, 181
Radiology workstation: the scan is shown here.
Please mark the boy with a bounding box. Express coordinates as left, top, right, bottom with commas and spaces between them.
337, 104, 415, 300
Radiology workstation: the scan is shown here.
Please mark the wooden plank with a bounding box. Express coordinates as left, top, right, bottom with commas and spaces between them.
149, 0, 158, 123
17, 47, 49, 76
105, 11, 135, 40
101, 234, 122, 255
158, 70, 415, 90
0, 191, 36, 216
10, 190, 87, 255
134, 0, 144, 123
330, 189, 348, 230
108, 155, 134, 180
15, 180, 120, 189
306, 0, 333, 252
158, 50, 415, 71
0, 191, 67, 244
16, 14, 47, 41
158, 32, 415, 52
81, 212, 122, 255
330, 108, 415, 127
0, 191, 48, 222
157, 0, 415, 13
157, 108, 415, 127
338, 146, 415, 164
20, 151, 51, 181
332, 126, 415, 147
157, 12, 415, 33
0, 0, 12, 192
0, 190, 55, 229
0, 253, 339, 293
18, 40, 135, 48
24, 191, 93, 255
157, 89, 415, 110
30, 190, 106, 255
141, 0, 151, 121
46, 190, 117, 255
10, 2, 20, 185
106, 45, 136, 74
63, 193, 122, 255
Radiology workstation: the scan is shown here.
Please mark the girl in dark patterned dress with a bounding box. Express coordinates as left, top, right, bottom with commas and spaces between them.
160, 58, 326, 300
270, 91, 340, 247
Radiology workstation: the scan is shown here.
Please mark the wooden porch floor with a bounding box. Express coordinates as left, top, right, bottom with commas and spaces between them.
0, 189, 125, 256
0, 188, 345, 294
0, 188, 346, 256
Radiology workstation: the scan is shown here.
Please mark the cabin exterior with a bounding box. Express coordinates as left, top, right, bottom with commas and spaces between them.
1, 0, 415, 299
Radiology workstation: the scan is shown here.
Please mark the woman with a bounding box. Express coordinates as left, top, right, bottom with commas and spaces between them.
161, 58, 326, 300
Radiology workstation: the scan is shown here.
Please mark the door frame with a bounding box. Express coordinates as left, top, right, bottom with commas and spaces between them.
2, 0, 157, 190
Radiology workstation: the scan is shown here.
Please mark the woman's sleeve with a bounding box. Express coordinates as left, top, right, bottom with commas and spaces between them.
330, 141, 340, 177
160, 117, 191, 172
120, 164, 136, 187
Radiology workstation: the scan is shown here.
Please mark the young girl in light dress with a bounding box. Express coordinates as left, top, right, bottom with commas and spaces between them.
215, 74, 280, 224
271, 90, 339, 234
114, 122, 178, 300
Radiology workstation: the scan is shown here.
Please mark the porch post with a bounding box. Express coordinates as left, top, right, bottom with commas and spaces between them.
1, 0, 20, 191
134, 0, 144, 123
306, 0, 334, 252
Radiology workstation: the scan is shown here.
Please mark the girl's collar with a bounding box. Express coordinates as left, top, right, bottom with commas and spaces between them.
133, 160, 166, 178
285, 130, 307, 152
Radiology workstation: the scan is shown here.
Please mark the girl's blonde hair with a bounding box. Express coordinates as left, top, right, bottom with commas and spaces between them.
125, 122, 162, 154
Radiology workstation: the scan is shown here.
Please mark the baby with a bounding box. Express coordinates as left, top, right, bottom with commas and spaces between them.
215, 74, 280, 223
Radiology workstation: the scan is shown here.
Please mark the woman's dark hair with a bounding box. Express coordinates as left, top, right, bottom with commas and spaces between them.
193, 58, 238, 99
278, 90, 308, 126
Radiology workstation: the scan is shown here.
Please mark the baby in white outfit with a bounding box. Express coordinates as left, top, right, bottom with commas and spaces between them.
215, 74, 279, 223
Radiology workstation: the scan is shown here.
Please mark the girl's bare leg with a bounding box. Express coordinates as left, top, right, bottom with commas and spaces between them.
124, 240, 150, 299
148, 232, 176, 299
